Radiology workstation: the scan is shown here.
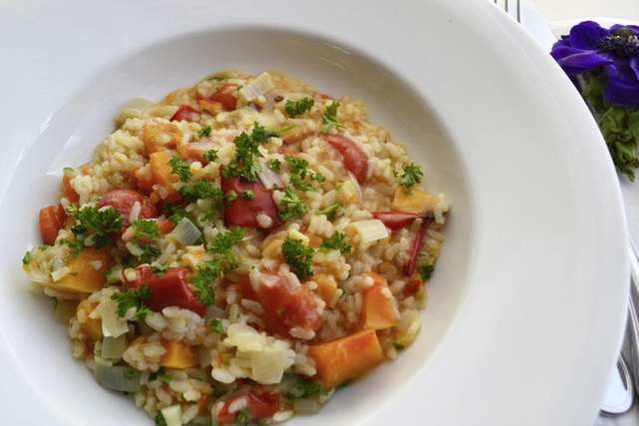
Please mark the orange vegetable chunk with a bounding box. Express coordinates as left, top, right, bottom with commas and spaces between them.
308, 329, 384, 389
361, 273, 399, 330
54, 249, 109, 294
161, 339, 197, 369
39, 205, 66, 245
149, 151, 179, 201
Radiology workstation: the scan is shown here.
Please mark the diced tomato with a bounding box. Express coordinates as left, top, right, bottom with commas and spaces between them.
98, 189, 157, 226
134, 164, 154, 193
221, 176, 281, 229
171, 105, 200, 122
126, 266, 206, 316
403, 215, 434, 277
200, 84, 238, 112
372, 211, 421, 230
404, 276, 424, 297
238, 273, 323, 337
62, 174, 79, 203
217, 392, 280, 424
322, 135, 368, 183
39, 205, 66, 245
157, 219, 175, 234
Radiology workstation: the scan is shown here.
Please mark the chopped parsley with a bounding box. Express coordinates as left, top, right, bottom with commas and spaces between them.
151, 264, 169, 275
321, 101, 342, 133
169, 155, 192, 182
319, 203, 342, 221
163, 203, 189, 224
132, 220, 160, 241
235, 408, 252, 425
320, 232, 351, 255
208, 318, 225, 334
240, 190, 255, 200
285, 97, 315, 117
60, 238, 84, 255
180, 181, 224, 202
282, 237, 314, 281
204, 149, 219, 162
268, 158, 282, 172
138, 244, 161, 264
419, 263, 435, 281
154, 413, 167, 426
222, 123, 278, 182
396, 163, 423, 189
285, 375, 325, 399
226, 191, 238, 202
149, 368, 173, 384
69, 205, 123, 248
286, 156, 323, 191
190, 228, 245, 305
198, 125, 212, 137
22, 251, 32, 265
279, 187, 308, 221
111, 285, 152, 318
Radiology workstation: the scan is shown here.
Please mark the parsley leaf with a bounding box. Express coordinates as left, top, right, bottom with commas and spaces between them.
222, 123, 278, 181
268, 158, 282, 172
22, 251, 32, 265
285, 375, 326, 399
282, 237, 314, 280
132, 220, 160, 241
204, 149, 219, 162
208, 318, 225, 334
396, 163, 423, 189
240, 190, 255, 200
236, 408, 252, 425
285, 97, 314, 117
322, 101, 342, 133
69, 205, 123, 248
279, 187, 308, 221
199, 125, 212, 137
190, 228, 245, 305
419, 263, 435, 281
138, 245, 161, 264
163, 203, 189, 225
169, 156, 192, 182
320, 232, 351, 255
286, 156, 322, 191
60, 238, 84, 255
180, 181, 224, 202
111, 285, 152, 318
154, 413, 167, 426
319, 203, 342, 221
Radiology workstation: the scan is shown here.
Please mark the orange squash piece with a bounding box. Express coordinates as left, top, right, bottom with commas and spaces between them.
313, 273, 339, 308
361, 273, 399, 330
143, 122, 182, 154
392, 187, 438, 214
160, 340, 197, 369
77, 299, 102, 341
149, 151, 179, 201
308, 329, 384, 389
53, 249, 109, 294
134, 163, 154, 192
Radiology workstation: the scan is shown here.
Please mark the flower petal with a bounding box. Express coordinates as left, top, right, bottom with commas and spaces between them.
610, 24, 639, 35
605, 61, 639, 107
569, 21, 610, 50
630, 57, 639, 81
555, 50, 613, 75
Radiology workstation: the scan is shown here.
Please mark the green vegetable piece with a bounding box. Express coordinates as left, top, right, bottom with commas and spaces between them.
204, 149, 219, 162
321, 101, 342, 133
282, 237, 314, 280
111, 285, 152, 319
285, 97, 314, 117
22, 251, 32, 265
320, 232, 351, 255
279, 187, 308, 221
169, 155, 192, 182
419, 263, 435, 281
199, 126, 212, 137
319, 203, 342, 221
396, 162, 424, 189
68, 205, 123, 248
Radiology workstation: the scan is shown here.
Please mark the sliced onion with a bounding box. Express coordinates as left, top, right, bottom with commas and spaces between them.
101, 335, 127, 361
172, 217, 202, 246
258, 165, 284, 190
95, 361, 141, 393
161, 405, 183, 426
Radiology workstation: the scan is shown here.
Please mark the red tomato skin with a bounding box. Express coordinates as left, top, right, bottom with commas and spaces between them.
205, 84, 238, 111
403, 215, 434, 277
238, 273, 323, 337
217, 392, 280, 424
171, 105, 200, 122
372, 211, 420, 230
39, 205, 66, 245
98, 189, 157, 226
221, 176, 281, 229
126, 266, 206, 316
322, 134, 369, 183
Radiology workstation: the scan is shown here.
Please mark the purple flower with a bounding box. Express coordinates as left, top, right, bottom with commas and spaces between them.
551, 21, 639, 107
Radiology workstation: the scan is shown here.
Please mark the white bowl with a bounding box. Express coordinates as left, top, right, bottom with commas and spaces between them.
0, 1, 628, 425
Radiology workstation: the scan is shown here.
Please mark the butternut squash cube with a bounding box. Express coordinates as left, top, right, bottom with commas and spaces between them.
361, 273, 399, 330
392, 187, 438, 214
143, 123, 182, 154
52, 249, 109, 294
149, 151, 179, 200
161, 340, 197, 369
308, 329, 384, 389
77, 299, 102, 341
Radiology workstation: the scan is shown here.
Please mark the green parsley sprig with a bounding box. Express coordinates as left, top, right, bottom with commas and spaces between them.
111, 285, 152, 319
222, 123, 279, 182
285, 97, 314, 118
321, 101, 342, 133
320, 232, 351, 255
396, 163, 424, 189
279, 187, 308, 221
282, 237, 315, 281
169, 156, 192, 182
68, 205, 123, 248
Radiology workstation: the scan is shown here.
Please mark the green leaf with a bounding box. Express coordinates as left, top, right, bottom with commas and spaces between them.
199, 126, 212, 137
319, 203, 342, 221
321, 101, 342, 133
320, 232, 351, 255
282, 237, 314, 280
69, 205, 123, 248
419, 263, 435, 281
396, 162, 424, 189
22, 251, 32, 265
111, 285, 152, 319
279, 186, 308, 221
169, 156, 192, 182
285, 97, 314, 118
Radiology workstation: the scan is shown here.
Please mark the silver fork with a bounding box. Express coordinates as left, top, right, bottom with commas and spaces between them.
493, 0, 638, 418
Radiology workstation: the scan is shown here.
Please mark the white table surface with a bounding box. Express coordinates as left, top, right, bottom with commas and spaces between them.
530, 1, 639, 424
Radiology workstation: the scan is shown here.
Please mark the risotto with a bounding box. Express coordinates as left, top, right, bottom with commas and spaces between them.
22, 70, 448, 425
